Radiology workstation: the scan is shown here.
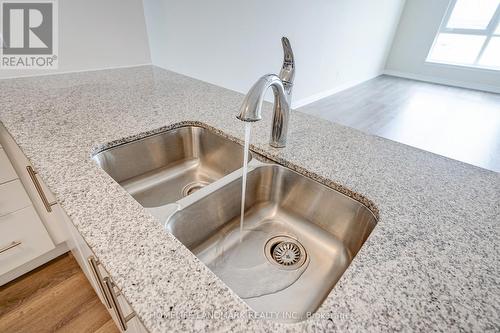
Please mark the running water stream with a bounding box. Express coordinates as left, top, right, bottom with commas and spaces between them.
207, 122, 308, 299
239, 122, 252, 242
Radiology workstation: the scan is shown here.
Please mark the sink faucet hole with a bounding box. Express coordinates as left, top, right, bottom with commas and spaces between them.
264, 236, 307, 270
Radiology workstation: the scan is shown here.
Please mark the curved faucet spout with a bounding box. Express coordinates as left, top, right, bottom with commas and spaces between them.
237, 74, 284, 122
237, 74, 290, 148
236, 37, 295, 148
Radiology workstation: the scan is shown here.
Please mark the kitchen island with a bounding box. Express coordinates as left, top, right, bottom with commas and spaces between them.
0, 66, 498, 332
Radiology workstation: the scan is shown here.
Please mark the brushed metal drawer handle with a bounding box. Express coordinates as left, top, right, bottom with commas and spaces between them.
0, 241, 21, 254
26, 166, 57, 213
103, 277, 136, 331
87, 256, 112, 309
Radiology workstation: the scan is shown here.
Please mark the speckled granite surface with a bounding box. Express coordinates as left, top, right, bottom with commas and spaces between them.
0, 66, 498, 332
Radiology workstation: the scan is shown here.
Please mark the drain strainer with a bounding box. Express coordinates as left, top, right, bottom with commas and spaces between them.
181, 181, 209, 197
264, 236, 307, 270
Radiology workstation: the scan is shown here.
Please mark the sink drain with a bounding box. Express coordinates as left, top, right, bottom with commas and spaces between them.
181, 181, 209, 197
264, 236, 307, 270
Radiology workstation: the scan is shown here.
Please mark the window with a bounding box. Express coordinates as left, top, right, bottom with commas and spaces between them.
427, 0, 500, 70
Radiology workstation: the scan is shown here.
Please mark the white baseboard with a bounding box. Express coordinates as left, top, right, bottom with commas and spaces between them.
292, 73, 383, 109
383, 69, 500, 94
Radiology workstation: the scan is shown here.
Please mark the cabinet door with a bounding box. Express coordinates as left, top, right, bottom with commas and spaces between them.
64, 215, 147, 332
0, 124, 68, 244
61, 209, 110, 308
0, 179, 32, 216
0, 148, 17, 184
0, 206, 55, 276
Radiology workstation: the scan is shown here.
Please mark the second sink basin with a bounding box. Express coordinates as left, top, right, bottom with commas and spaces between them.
93, 126, 249, 207
167, 164, 377, 322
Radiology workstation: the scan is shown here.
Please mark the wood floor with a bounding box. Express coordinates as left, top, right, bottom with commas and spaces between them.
299, 75, 500, 172
0, 253, 119, 333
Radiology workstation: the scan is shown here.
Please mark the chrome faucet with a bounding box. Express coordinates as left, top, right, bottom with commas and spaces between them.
237, 37, 295, 148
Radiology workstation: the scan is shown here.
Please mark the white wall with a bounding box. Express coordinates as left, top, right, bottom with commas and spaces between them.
385, 0, 500, 93
143, 0, 406, 107
0, 0, 151, 79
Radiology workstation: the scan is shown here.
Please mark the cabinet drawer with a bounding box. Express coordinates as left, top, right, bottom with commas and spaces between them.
0, 149, 17, 184
0, 179, 31, 216
0, 206, 55, 275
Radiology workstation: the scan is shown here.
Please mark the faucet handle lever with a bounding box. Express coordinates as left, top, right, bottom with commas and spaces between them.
279, 37, 295, 86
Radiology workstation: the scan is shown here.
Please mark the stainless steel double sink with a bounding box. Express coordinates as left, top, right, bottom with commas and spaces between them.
93, 125, 377, 323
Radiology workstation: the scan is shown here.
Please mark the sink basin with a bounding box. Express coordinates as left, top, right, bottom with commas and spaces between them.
167, 164, 377, 322
94, 124, 377, 322
93, 126, 249, 207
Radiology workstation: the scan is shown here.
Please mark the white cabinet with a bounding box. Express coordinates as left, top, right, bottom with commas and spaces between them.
63, 209, 148, 333
0, 124, 68, 285
0, 148, 17, 183
0, 179, 32, 216
0, 206, 55, 275
0, 123, 68, 245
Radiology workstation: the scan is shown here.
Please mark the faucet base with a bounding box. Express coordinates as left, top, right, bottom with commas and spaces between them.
236, 115, 260, 122
269, 142, 286, 149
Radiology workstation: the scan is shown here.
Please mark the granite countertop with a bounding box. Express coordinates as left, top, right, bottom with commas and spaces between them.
0, 66, 498, 332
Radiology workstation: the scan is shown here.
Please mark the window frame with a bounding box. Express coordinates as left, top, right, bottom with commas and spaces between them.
426, 0, 500, 71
